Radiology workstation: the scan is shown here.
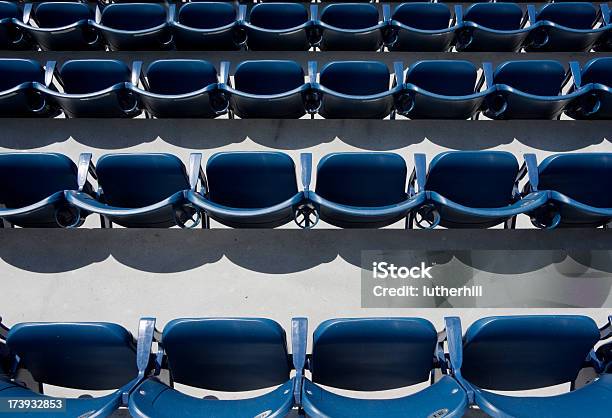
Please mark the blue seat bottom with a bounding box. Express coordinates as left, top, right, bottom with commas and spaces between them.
129, 377, 295, 418
474, 374, 612, 418
302, 375, 467, 418
0, 378, 123, 417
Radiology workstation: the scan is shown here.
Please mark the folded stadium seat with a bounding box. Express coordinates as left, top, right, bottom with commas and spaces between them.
482, 60, 586, 119
525, 3, 609, 52
66, 153, 198, 228
566, 58, 612, 119
243, 3, 312, 51
315, 61, 402, 119
132, 59, 228, 118
387, 3, 456, 52
92, 3, 171, 50
13, 2, 102, 50
223, 60, 311, 118
455, 3, 530, 52
306, 153, 425, 228
522, 153, 612, 228
129, 317, 306, 418
171, 2, 242, 50
0, 153, 92, 228
410, 151, 547, 229
187, 152, 311, 228
0, 58, 58, 117
0, 1, 29, 49
0, 317, 154, 418
448, 315, 612, 418
37, 59, 141, 118
301, 318, 468, 418
402, 60, 491, 119
314, 3, 386, 51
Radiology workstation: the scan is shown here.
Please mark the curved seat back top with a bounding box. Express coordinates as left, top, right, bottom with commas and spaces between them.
249, 3, 309, 30
0, 58, 53, 117
246, 2, 311, 51
229, 60, 307, 118
0, 58, 44, 91
493, 60, 566, 96
95, 153, 190, 209
161, 318, 291, 391
318, 3, 383, 51
389, 3, 455, 52
99, 3, 167, 31
393, 3, 451, 31
534, 2, 598, 30
173, 2, 240, 50
462, 315, 600, 391
143, 59, 218, 95
206, 152, 298, 209
31, 2, 92, 28
579, 57, 612, 87
0, 1, 18, 20
6, 322, 137, 390
177, 2, 236, 30
318, 61, 394, 119
463, 3, 524, 31
309, 318, 437, 391
57, 59, 131, 94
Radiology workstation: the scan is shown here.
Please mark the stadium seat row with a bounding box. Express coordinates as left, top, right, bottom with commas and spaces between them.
1, 2, 611, 52
1, 151, 611, 230
0, 315, 610, 418
3, 57, 612, 120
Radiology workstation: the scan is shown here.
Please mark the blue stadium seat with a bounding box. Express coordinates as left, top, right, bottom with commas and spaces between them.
38, 59, 141, 118
0, 59, 58, 117
187, 152, 309, 228
0, 318, 154, 417
307, 153, 424, 228
171, 2, 242, 50
92, 3, 171, 50
483, 60, 585, 119
224, 60, 310, 118
315, 61, 401, 119
0, 1, 29, 49
132, 59, 227, 118
14, 2, 101, 51
129, 317, 305, 418
525, 3, 609, 52
402, 60, 490, 119
302, 318, 468, 418
0, 153, 90, 228
66, 153, 196, 228
387, 3, 456, 52
244, 3, 312, 51
523, 153, 612, 228
455, 3, 530, 52
315, 3, 385, 51
411, 151, 547, 229
567, 58, 612, 119
448, 315, 612, 418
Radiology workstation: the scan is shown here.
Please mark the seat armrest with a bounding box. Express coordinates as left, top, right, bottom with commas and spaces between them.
77, 153, 97, 192
482, 62, 494, 89
393, 62, 404, 89
522, 154, 539, 192
527, 5, 537, 26
219, 61, 230, 87
569, 61, 582, 89
44, 61, 57, 88
131, 61, 143, 87
300, 153, 312, 192
188, 153, 207, 193
454, 5, 463, 25
291, 317, 308, 406
601, 4, 611, 25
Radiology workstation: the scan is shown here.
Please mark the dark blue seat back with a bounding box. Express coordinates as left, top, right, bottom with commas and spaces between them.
233, 60, 304, 94
580, 58, 612, 86
34, 2, 92, 28
59, 60, 131, 94
392, 3, 451, 30
96, 154, 190, 208
161, 318, 291, 391
320, 3, 379, 30
177, 2, 236, 29
536, 3, 597, 30
426, 151, 518, 208
406, 60, 477, 96
538, 153, 612, 208
315, 153, 407, 207
206, 152, 298, 208
249, 3, 308, 30
320, 61, 389, 95
145, 60, 218, 95
493, 60, 566, 96
0, 59, 45, 91
463, 3, 523, 31
311, 318, 438, 391
0, 153, 78, 208
100, 3, 166, 31
7, 322, 137, 390
0, 1, 20, 19
462, 316, 600, 390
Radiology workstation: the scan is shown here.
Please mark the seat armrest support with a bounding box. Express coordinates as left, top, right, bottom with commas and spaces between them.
188, 153, 206, 193
569, 61, 582, 89
300, 153, 312, 192
291, 317, 308, 406
44, 61, 56, 88
77, 153, 97, 192
523, 154, 539, 192
219, 61, 230, 87
482, 62, 494, 89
